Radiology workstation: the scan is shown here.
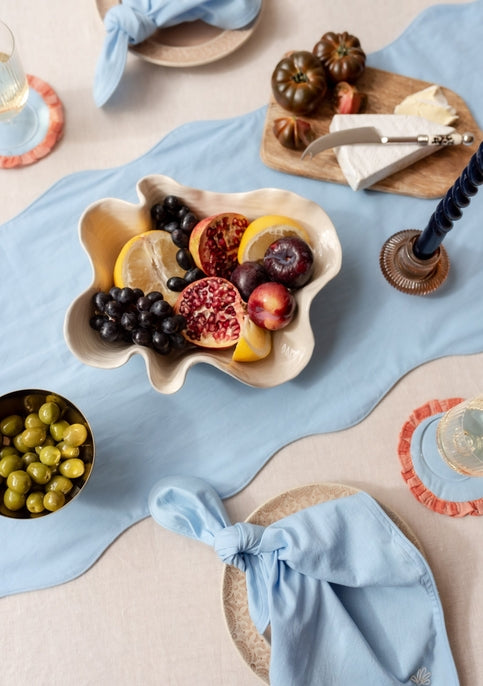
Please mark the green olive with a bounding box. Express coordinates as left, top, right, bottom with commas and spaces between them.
21, 426, 47, 449
38, 445, 61, 467
22, 451, 39, 468
26, 461, 52, 485
57, 441, 79, 459
3, 488, 26, 511
46, 474, 73, 494
50, 419, 69, 442
7, 469, 32, 494
24, 413, 45, 429
23, 394, 43, 413
45, 394, 66, 412
13, 433, 29, 453
26, 491, 45, 514
62, 423, 88, 447
35, 436, 54, 454
0, 414, 24, 437
0, 454, 24, 478
59, 458, 85, 479
0, 446, 20, 460
43, 490, 65, 512
38, 402, 61, 426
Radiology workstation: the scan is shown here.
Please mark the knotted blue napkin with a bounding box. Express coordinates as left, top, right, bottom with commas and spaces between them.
93, 0, 262, 106
149, 476, 459, 685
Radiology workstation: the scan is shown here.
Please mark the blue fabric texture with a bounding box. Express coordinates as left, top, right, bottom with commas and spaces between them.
0, 0, 482, 598
149, 476, 459, 685
93, 0, 262, 106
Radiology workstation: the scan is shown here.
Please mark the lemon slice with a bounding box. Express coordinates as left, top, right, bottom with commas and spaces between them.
237, 214, 311, 264
232, 317, 272, 362
113, 230, 185, 305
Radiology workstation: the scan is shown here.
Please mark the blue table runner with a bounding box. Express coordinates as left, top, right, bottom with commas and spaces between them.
0, 0, 482, 597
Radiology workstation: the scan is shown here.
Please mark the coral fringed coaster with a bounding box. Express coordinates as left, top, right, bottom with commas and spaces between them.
0, 75, 64, 169
398, 398, 483, 517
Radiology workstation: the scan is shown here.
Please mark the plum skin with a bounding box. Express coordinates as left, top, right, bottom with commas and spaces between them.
230, 261, 271, 301
263, 236, 314, 288
247, 282, 296, 331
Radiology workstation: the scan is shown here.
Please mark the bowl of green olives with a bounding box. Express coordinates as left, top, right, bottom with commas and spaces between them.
0, 389, 95, 519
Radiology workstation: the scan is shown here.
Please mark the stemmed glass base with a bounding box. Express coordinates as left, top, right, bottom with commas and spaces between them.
398, 399, 483, 516
0, 101, 41, 156
413, 414, 472, 484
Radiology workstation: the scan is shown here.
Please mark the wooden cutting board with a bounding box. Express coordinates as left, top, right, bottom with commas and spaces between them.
260, 67, 482, 198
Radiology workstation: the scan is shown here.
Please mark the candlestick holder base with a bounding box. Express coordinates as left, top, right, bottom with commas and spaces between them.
379, 229, 449, 295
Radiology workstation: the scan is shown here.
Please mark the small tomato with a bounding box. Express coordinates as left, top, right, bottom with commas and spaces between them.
273, 116, 315, 151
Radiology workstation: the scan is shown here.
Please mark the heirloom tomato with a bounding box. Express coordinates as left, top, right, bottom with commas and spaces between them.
313, 32, 366, 83
271, 50, 327, 115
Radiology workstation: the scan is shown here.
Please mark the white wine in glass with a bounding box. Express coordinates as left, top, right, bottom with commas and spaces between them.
436, 395, 483, 476
0, 20, 39, 151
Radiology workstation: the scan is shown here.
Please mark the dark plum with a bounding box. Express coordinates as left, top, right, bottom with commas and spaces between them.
263, 236, 314, 288
230, 261, 271, 301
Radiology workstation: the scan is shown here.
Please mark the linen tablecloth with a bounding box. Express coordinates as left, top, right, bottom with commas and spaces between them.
0, 0, 482, 597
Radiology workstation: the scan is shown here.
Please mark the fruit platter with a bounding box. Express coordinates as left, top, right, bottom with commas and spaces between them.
64, 175, 342, 394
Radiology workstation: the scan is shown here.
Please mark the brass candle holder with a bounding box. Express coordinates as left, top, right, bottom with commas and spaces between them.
380, 140, 483, 295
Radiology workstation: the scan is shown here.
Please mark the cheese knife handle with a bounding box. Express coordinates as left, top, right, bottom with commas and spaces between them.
381, 132, 474, 146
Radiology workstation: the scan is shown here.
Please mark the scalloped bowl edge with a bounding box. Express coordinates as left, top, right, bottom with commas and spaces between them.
64, 175, 342, 394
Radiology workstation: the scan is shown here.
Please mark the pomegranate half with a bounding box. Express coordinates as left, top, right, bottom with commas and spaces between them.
189, 212, 248, 280
174, 276, 246, 349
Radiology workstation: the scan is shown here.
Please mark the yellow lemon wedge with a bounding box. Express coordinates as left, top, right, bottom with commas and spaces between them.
232, 317, 272, 362
237, 214, 311, 264
113, 230, 185, 305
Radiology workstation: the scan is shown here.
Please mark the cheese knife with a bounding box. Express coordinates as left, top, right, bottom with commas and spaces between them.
301, 127, 474, 159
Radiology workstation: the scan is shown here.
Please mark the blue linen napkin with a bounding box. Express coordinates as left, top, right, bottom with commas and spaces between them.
93, 0, 262, 106
149, 476, 459, 685
0, 0, 482, 599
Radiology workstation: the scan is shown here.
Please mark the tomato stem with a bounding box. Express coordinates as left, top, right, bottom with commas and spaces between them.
292, 71, 308, 83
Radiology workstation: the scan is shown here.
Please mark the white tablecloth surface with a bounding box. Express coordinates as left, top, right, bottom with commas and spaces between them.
1, 1, 481, 684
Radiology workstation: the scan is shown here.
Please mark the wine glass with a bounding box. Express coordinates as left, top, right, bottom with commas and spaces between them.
436, 394, 483, 476
0, 20, 39, 154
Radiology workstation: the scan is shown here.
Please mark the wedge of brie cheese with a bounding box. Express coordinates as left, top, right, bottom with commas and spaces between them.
394, 85, 458, 125
329, 114, 455, 191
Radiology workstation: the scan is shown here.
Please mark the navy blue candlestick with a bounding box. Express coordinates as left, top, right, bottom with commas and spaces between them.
380, 141, 483, 294
413, 141, 483, 259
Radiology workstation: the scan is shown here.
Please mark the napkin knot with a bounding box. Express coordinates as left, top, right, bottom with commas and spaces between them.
149, 477, 459, 685
104, 4, 157, 45
213, 522, 264, 569
93, 0, 262, 107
